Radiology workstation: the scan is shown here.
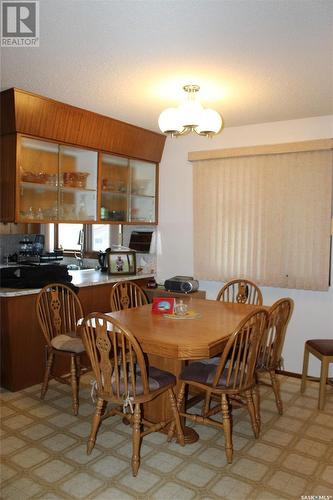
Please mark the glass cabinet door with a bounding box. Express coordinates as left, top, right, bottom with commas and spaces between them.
100, 153, 129, 222
18, 137, 156, 224
129, 159, 156, 223
59, 146, 98, 221
18, 137, 98, 222
19, 137, 59, 221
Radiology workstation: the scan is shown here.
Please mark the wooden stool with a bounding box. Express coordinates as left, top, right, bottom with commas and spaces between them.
301, 339, 333, 410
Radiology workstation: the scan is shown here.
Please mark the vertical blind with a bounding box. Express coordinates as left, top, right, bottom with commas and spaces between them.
192, 149, 332, 291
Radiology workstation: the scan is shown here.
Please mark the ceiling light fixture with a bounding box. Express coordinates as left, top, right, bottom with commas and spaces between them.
158, 84, 223, 137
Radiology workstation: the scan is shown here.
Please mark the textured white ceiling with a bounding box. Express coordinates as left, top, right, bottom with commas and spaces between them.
1, 0, 333, 133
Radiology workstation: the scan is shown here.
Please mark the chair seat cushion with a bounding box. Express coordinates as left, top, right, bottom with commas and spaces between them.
123, 366, 176, 395
307, 339, 333, 356
180, 358, 237, 388
147, 366, 176, 392
96, 366, 176, 398
51, 334, 85, 354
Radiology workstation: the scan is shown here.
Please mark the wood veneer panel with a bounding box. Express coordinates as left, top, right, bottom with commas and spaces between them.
0, 293, 85, 391
2, 88, 166, 163
0, 88, 15, 134
0, 134, 16, 221
0, 294, 45, 391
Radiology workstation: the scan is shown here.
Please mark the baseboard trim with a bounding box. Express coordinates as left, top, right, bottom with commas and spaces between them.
277, 369, 333, 385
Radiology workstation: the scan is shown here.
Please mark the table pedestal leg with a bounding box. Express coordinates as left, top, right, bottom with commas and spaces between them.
181, 426, 199, 444
143, 354, 200, 444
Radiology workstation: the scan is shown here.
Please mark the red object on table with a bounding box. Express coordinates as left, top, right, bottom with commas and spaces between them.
152, 297, 175, 314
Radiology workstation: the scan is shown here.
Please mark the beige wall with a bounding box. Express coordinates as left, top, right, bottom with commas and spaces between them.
157, 115, 333, 376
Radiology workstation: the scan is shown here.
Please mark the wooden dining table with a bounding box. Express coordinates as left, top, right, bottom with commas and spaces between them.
108, 297, 265, 442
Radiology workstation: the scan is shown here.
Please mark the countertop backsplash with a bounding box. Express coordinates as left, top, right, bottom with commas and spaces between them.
1, 227, 157, 276
0, 233, 37, 263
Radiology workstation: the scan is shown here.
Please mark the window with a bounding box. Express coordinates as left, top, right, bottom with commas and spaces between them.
58, 224, 83, 251
190, 140, 333, 291
54, 224, 111, 253
90, 224, 111, 252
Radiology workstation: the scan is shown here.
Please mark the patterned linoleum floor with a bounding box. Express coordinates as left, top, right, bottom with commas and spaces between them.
1, 375, 333, 500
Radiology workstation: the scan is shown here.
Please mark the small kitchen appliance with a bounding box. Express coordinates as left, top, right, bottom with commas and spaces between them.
15, 234, 63, 264
98, 248, 111, 272
164, 276, 199, 294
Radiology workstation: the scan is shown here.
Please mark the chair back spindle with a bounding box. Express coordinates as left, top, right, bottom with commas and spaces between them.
110, 281, 148, 311
257, 298, 294, 371
35, 283, 85, 415
217, 279, 263, 305
82, 313, 149, 401
36, 283, 83, 346
212, 309, 268, 392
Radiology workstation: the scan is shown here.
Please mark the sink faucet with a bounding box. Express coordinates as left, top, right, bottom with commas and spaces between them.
74, 230, 84, 269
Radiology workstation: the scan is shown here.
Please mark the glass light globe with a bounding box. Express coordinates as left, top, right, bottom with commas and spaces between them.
178, 100, 203, 128
158, 108, 183, 134
195, 108, 223, 135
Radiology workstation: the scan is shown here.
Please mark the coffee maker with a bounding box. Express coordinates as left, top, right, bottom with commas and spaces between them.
98, 248, 111, 272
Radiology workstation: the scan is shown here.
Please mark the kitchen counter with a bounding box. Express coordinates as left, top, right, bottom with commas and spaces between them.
69, 270, 154, 288
0, 272, 153, 391
0, 270, 154, 297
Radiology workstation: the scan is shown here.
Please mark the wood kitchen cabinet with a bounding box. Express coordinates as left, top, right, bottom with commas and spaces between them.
100, 153, 157, 224
0, 88, 165, 225
17, 136, 98, 223
2, 135, 158, 224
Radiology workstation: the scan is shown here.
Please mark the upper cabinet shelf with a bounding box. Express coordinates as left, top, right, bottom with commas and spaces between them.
0, 88, 165, 225
21, 182, 97, 194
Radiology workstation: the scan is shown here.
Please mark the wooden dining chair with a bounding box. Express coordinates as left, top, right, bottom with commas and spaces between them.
168, 308, 269, 464
110, 281, 148, 311
81, 312, 184, 476
255, 298, 294, 417
216, 278, 263, 305
36, 283, 86, 415
301, 339, 333, 410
